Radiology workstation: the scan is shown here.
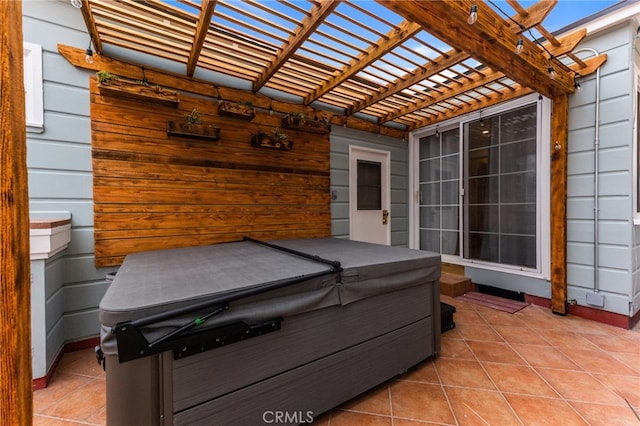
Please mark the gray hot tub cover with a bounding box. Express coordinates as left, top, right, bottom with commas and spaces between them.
98, 238, 440, 356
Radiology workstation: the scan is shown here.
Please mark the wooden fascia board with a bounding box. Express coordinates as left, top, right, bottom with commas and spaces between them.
379, 0, 575, 98
252, 0, 339, 92
186, 0, 216, 77
81, 0, 103, 53
380, 69, 506, 124
348, 49, 470, 115
303, 20, 423, 105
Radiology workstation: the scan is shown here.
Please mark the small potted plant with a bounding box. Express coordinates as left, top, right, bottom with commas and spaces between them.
96, 70, 179, 108
167, 108, 220, 141
281, 112, 330, 134
218, 100, 255, 121
251, 128, 293, 150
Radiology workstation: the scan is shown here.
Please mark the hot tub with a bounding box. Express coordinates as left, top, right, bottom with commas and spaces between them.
98, 237, 440, 425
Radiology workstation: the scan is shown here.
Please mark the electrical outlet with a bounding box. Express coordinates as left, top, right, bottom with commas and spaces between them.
586, 292, 605, 307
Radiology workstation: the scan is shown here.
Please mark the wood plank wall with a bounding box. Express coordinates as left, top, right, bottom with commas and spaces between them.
90, 78, 331, 267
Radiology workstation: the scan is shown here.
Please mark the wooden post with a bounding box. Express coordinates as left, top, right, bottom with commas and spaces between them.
550, 93, 569, 315
0, 0, 33, 424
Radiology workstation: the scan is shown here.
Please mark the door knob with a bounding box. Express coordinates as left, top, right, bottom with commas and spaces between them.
382, 210, 389, 225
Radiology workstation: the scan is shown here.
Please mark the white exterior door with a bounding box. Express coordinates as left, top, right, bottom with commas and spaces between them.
349, 146, 391, 245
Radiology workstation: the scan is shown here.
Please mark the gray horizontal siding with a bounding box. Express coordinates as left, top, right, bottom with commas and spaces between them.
566, 21, 636, 315
330, 126, 409, 246
24, 0, 110, 368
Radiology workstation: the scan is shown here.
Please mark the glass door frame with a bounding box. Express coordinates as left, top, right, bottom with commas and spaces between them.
409, 93, 551, 279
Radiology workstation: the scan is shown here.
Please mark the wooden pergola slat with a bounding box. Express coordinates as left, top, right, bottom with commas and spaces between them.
253, 0, 339, 92
186, 0, 216, 77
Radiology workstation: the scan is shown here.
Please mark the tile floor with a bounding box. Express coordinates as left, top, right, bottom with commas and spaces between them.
33, 295, 640, 425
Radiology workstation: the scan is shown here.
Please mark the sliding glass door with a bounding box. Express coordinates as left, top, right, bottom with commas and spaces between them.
414, 95, 547, 275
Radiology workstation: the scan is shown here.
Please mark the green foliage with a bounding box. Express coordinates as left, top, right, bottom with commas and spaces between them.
272, 128, 288, 140
184, 109, 202, 124
96, 70, 118, 84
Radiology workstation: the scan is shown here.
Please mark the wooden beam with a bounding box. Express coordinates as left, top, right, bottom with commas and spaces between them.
508, 0, 557, 32
304, 19, 422, 105
80, 0, 103, 53
546, 28, 587, 58
380, 69, 506, 124
186, 0, 216, 77
407, 85, 534, 130
0, 0, 32, 424
348, 49, 470, 115
253, 0, 339, 92
550, 93, 569, 315
378, 0, 575, 99
570, 53, 608, 77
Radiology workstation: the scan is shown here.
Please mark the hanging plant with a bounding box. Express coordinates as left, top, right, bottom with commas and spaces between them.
281, 112, 330, 134
251, 130, 293, 150
96, 70, 179, 108
218, 100, 255, 121
167, 108, 220, 141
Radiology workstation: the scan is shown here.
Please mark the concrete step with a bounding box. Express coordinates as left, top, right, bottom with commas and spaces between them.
440, 272, 474, 298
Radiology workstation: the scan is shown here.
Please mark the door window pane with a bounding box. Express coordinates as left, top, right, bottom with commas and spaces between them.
418, 128, 460, 256
463, 104, 537, 268
357, 160, 381, 210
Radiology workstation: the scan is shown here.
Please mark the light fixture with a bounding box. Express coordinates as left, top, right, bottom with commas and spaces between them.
85, 38, 94, 64
467, 4, 478, 25
574, 81, 582, 92
515, 38, 524, 55
141, 66, 149, 85
547, 65, 557, 80
70, 0, 82, 8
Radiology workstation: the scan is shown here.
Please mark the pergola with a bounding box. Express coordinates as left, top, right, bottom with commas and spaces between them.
74, 0, 606, 129
0, 0, 607, 423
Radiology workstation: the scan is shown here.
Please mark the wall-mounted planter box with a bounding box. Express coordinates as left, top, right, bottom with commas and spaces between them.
218, 101, 255, 121
167, 121, 220, 141
98, 79, 179, 108
251, 132, 293, 150
281, 114, 330, 134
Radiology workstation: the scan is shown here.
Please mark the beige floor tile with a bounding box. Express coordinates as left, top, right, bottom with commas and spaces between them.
399, 359, 440, 384
536, 368, 627, 406
456, 323, 505, 342
482, 362, 558, 397
570, 401, 640, 426
592, 373, 640, 409
389, 380, 456, 424
493, 325, 550, 345
556, 346, 640, 376
444, 386, 521, 425
434, 358, 496, 390
339, 383, 391, 416
41, 378, 106, 422
466, 340, 527, 365
439, 337, 476, 360
504, 394, 588, 425
511, 343, 580, 370
328, 410, 392, 426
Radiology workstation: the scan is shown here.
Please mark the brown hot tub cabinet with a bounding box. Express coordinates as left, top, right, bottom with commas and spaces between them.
98, 237, 441, 425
